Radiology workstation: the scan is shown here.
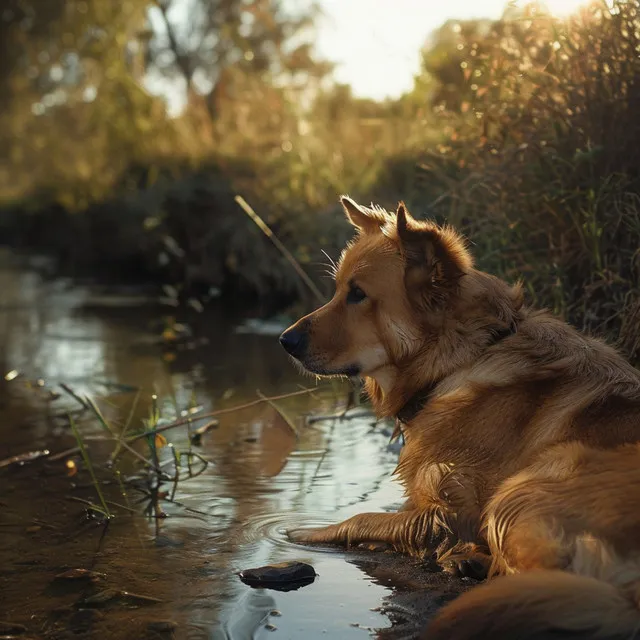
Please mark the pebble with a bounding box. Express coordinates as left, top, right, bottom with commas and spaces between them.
239, 561, 317, 590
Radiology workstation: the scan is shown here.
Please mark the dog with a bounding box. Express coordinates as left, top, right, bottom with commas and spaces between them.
279, 196, 640, 639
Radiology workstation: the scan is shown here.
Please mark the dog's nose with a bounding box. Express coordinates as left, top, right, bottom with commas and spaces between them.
279, 328, 307, 358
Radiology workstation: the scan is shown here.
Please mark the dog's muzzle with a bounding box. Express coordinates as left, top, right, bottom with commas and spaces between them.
279, 327, 308, 359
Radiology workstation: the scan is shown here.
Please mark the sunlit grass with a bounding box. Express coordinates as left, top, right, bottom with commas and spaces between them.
69, 414, 113, 520
540, 0, 615, 15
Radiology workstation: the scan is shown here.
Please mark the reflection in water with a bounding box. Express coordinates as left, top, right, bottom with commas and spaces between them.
0, 252, 412, 639
217, 589, 277, 639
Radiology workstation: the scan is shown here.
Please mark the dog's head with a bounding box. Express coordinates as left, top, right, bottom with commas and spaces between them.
280, 197, 520, 393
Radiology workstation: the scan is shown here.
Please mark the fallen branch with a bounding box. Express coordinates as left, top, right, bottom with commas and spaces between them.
257, 390, 298, 436
235, 195, 325, 304
306, 409, 374, 425
127, 387, 323, 444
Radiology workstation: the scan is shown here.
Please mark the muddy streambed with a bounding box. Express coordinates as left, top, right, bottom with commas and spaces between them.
0, 252, 468, 640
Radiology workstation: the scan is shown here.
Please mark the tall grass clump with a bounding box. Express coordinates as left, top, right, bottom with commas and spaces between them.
411, 0, 640, 361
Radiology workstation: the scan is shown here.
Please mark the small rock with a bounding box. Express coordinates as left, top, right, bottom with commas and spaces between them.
55, 568, 105, 582
265, 623, 278, 632
239, 561, 317, 592
269, 610, 282, 617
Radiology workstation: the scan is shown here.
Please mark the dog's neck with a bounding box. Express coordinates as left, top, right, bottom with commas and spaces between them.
364, 322, 518, 421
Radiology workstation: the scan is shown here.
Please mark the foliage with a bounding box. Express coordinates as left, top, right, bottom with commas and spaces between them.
407, 0, 640, 360
2, 0, 640, 359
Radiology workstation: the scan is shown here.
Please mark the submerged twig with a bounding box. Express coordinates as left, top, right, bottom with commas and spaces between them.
69, 495, 136, 514
0, 449, 50, 468
306, 409, 374, 425
256, 390, 298, 436
48, 446, 81, 461
116, 439, 169, 478
127, 387, 322, 443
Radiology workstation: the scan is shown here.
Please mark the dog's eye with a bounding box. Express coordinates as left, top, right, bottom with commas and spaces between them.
347, 284, 367, 304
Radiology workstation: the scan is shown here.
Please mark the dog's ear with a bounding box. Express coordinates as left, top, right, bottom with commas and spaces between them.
396, 202, 470, 307
340, 196, 386, 234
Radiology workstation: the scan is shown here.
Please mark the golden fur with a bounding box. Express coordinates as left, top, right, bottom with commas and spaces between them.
279, 197, 640, 639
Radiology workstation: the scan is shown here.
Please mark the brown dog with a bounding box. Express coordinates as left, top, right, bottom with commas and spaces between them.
279, 196, 640, 639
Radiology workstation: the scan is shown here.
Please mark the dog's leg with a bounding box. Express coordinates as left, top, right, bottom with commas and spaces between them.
288, 506, 455, 556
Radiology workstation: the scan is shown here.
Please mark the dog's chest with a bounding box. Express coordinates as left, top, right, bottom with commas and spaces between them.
413, 460, 480, 510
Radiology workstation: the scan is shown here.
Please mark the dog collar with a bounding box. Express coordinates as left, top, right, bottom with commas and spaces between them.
393, 322, 517, 433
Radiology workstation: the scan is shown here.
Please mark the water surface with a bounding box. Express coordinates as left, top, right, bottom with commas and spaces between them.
0, 251, 458, 640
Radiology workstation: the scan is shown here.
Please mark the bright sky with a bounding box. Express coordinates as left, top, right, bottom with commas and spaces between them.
315, 0, 507, 100
315, 0, 591, 100
148, 0, 592, 112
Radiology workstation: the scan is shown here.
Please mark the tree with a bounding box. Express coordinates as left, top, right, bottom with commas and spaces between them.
146, 0, 331, 118
0, 0, 167, 204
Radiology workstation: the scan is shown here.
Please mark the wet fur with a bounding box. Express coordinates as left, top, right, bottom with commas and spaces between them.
280, 197, 640, 639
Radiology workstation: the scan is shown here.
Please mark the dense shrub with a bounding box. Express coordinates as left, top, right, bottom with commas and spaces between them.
405, 1, 640, 361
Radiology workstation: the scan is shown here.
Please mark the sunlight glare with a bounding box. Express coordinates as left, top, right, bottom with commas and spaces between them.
541, 0, 602, 16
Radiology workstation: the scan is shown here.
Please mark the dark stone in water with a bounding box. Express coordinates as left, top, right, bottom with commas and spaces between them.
54, 568, 105, 582
239, 561, 317, 592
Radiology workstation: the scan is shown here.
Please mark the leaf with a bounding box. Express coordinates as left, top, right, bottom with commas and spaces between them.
162, 328, 177, 342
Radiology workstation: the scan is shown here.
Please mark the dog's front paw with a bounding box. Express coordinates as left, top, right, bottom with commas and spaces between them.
286, 527, 325, 544
287, 525, 341, 545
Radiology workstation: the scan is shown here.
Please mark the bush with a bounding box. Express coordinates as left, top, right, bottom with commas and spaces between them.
406, 0, 640, 361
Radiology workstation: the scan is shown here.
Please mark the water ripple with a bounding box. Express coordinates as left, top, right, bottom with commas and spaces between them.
238, 511, 339, 553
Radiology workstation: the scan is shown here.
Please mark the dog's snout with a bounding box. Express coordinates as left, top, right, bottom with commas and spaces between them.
279, 327, 307, 358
